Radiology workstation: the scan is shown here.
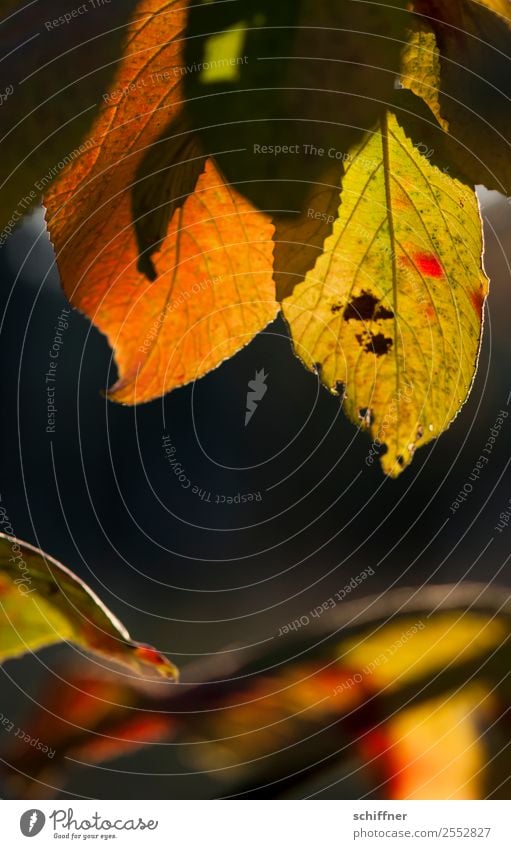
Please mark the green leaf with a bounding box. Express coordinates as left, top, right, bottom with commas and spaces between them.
282, 112, 488, 476
0, 533, 178, 679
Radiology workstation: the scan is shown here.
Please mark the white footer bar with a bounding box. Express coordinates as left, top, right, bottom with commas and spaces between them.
1, 800, 508, 847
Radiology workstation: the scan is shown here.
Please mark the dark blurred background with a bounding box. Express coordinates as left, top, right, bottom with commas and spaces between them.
0, 189, 510, 798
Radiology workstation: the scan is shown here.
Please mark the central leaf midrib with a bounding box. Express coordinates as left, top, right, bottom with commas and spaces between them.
380, 112, 401, 461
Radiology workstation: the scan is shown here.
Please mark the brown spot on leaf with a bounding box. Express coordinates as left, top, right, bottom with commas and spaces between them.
344, 290, 394, 322
331, 303, 342, 313
370, 333, 393, 356
356, 331, 393, 356
376, 305, 394, 320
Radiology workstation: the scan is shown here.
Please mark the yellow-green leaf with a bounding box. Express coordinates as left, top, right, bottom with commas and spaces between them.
0, 533, 178, 679
405, 0, 511, 194
400, 18, 447, 131
282, 112, 488, 476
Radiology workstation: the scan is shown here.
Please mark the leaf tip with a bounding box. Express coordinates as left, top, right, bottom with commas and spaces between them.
129, 642, 180, 681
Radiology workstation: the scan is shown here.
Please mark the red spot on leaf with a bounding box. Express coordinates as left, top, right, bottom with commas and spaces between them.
134, 645, 163, 664
133, 643, 179, 679
414, 252, 444, 278
470, 290, 484, 316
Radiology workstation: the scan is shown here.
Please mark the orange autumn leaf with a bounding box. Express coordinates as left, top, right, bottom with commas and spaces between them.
45, 0, 277, 404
